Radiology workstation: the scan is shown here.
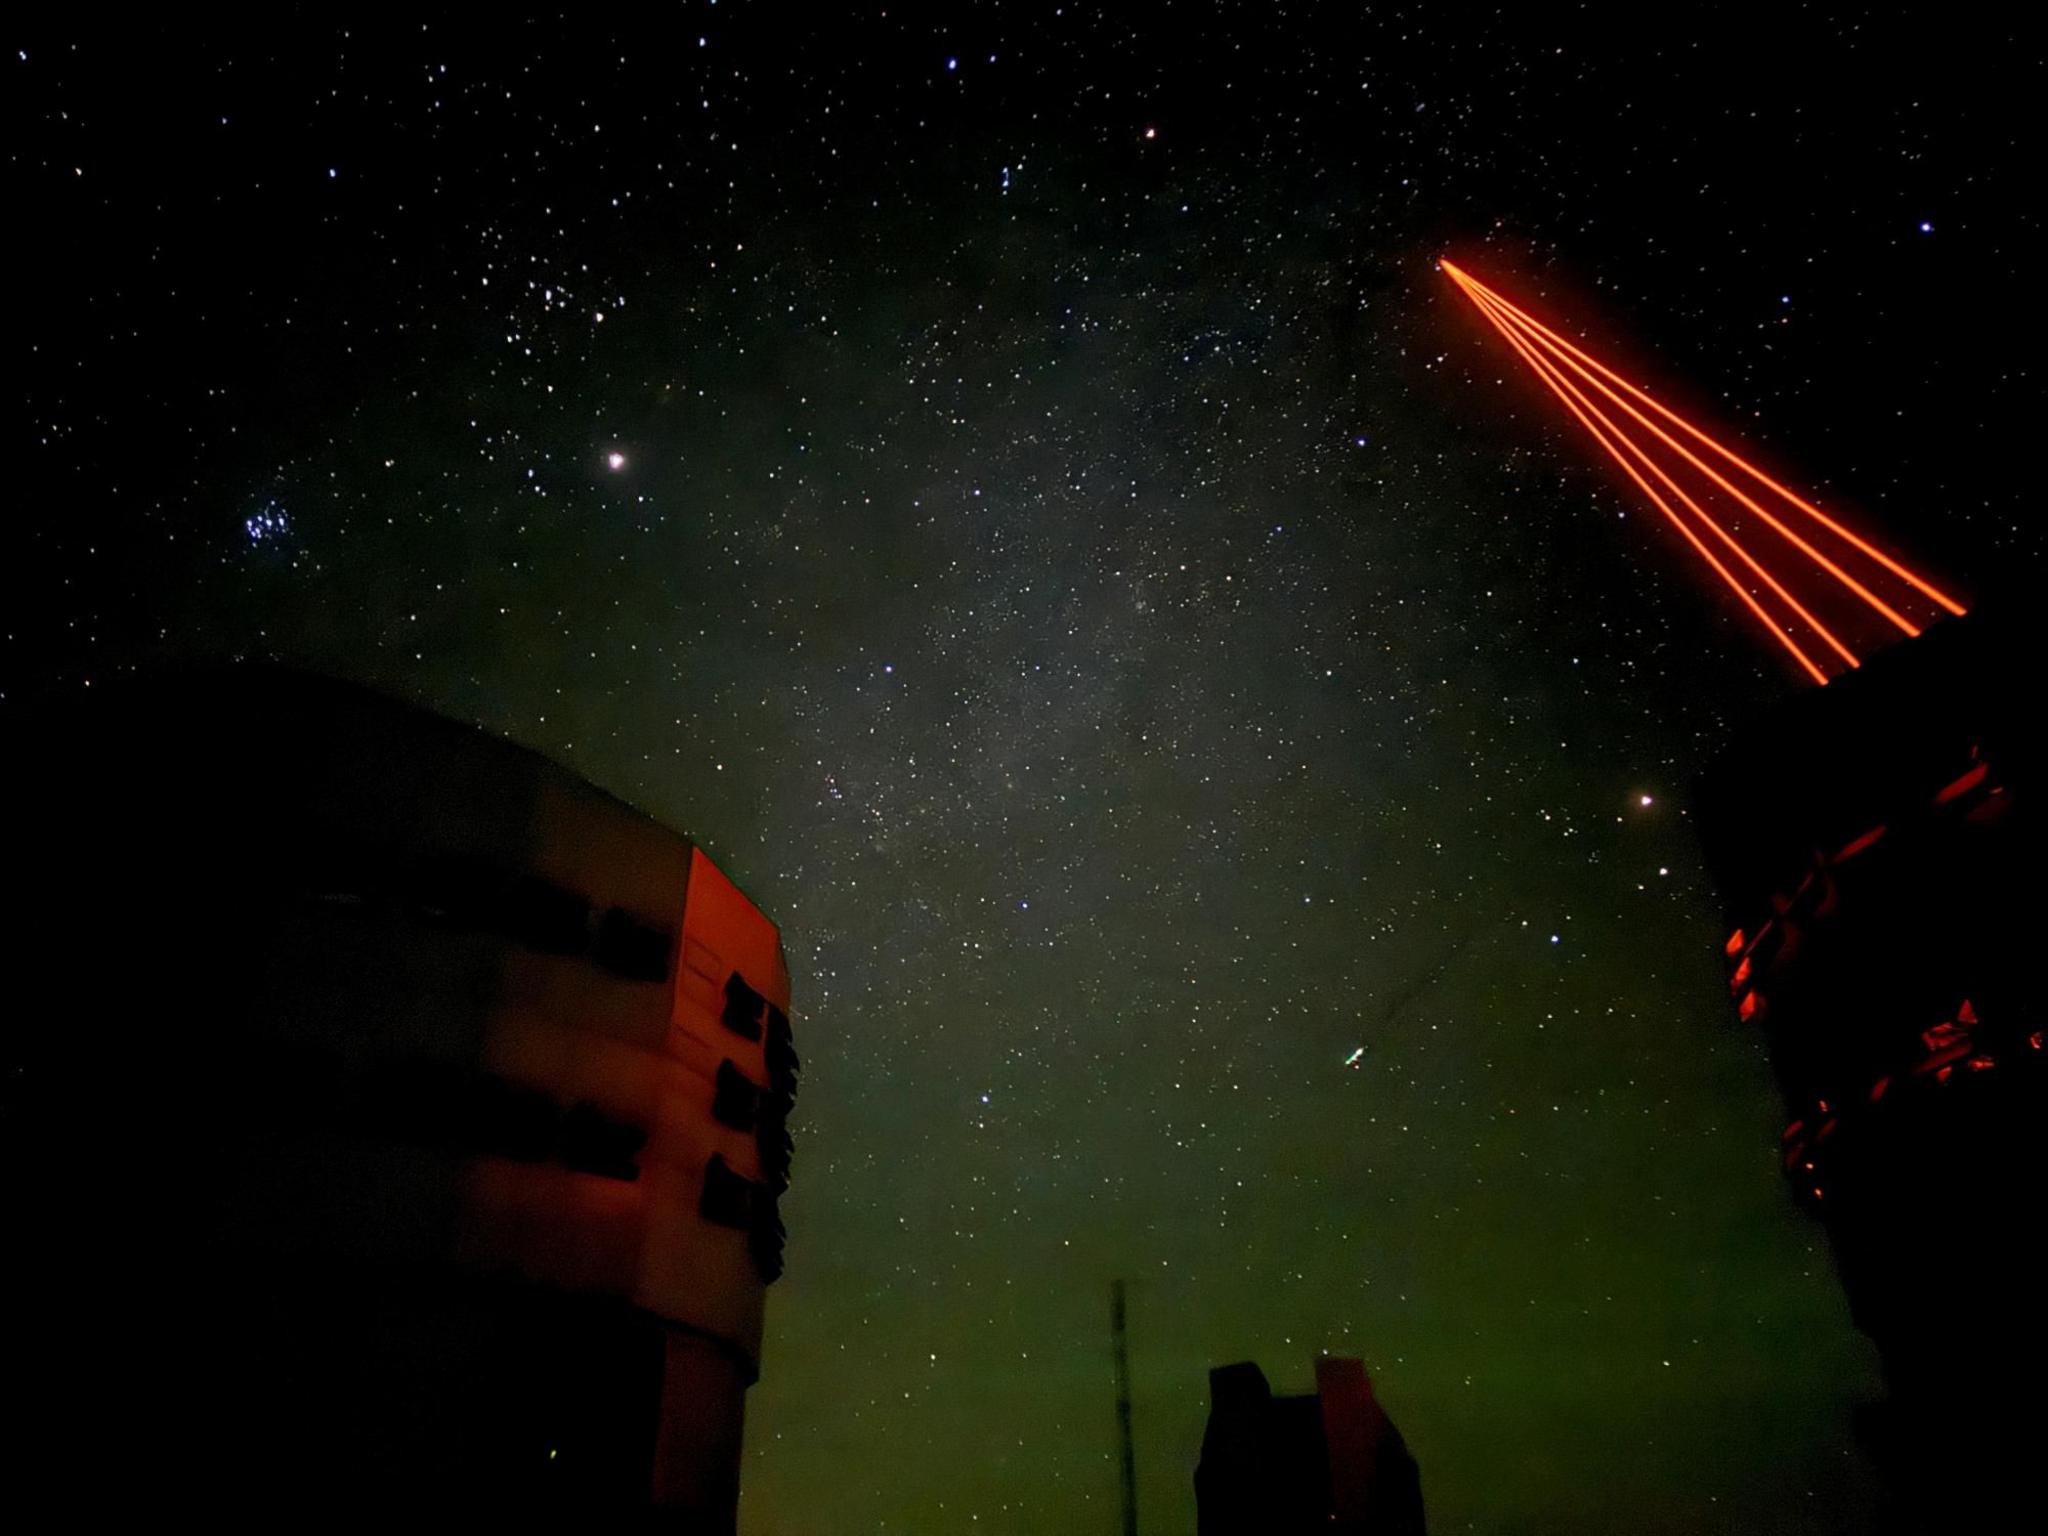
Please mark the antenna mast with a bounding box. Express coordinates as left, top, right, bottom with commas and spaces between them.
1111, 1279, 1139, 1536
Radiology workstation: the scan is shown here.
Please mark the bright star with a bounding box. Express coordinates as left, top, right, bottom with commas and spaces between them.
607, 451, 626, 471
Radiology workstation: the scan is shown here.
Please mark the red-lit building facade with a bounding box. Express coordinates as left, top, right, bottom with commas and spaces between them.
1697, 606, 2042, 1521
3, 670, 796, 1528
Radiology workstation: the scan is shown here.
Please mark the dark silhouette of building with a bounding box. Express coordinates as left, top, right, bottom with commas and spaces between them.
1697, 604, 2043, 1524
1196, 1356, 1424, 1534
2, 668, 797, 1528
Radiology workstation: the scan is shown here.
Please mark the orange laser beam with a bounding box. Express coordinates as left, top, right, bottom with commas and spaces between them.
1452, 269, 1832, 683
1462, 285, 1862, 671
1480, 313, 1834, 684
1449, 268, 1926, 638
1443, 261, 1964, 620
1447, 262, 1964, 617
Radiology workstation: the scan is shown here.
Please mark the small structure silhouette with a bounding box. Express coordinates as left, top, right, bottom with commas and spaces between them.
1196, 1356, 1424, 1534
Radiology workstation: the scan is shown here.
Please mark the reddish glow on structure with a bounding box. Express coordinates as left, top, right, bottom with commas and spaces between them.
1916, 1043, 1971, 1077
1831, 825, 1888, 864
1934, 762, 1990, 805
1439, 260, 1966, 682
1922, 1018, 1965, 1052
1724, 928, 1746, 957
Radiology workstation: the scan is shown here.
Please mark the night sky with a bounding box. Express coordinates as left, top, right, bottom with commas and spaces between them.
10, 8, 2041, 1532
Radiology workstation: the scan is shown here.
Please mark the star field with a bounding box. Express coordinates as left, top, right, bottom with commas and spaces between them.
9, 9, 2040, 1533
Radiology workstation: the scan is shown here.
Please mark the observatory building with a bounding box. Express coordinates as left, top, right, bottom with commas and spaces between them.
3, 670, 797, 1528
1697, 605, 2042, 1516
